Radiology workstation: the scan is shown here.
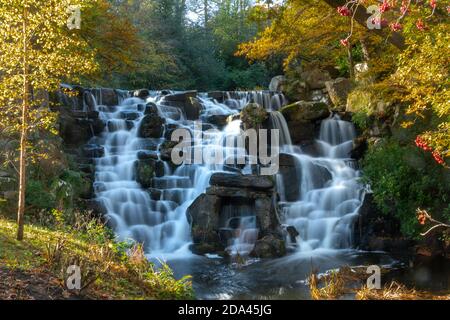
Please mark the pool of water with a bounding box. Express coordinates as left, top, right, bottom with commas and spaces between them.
164, 250, 450, 300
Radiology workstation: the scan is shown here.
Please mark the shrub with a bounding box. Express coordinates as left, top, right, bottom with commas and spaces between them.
361, 140, 450, 237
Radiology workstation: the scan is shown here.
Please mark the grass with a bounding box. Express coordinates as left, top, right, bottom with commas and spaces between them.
308, 266, 450, 300
0, 215, 194, 300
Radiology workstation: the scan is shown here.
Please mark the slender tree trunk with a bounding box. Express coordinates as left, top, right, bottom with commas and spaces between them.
17, 2, 28, 241
347, 42, 354, 80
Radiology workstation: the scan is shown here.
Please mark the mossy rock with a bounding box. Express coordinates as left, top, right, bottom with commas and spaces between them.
135, 160, 155, 188
240, 103, 268, 129
280, 101, 330, 122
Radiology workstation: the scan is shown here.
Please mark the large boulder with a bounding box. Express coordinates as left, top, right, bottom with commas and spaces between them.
133, 89, 150, 99
325, 78, 353, 110
138, 112, 165, 139
269, 75, 286, 92
240, 103, 268, 130
278, 153, 300, 201
91, 88, 119, 106
279, 101, 329, 144
58, 109, 105, 147
186, 193, 224, 254
163, 91, 201, 120
301, 68, 332, 90
210, 172, 274, 190
134, 159, 164, 188
250, 234, 286, 258
280, 101, 330, 122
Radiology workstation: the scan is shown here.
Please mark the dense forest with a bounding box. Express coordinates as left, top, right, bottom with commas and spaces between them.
0, 0, 449, 301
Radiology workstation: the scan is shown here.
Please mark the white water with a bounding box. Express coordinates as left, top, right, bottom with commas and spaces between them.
90, 88, 361, 258
276, 115, 363, 252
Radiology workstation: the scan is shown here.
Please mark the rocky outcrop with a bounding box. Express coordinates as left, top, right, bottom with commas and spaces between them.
300, 68, 332, 90
280, 101, 330, 144
353, 193, 414, 253
240, 103, 268, 130
325, 78, 353, 111
269, 75, 286, 92
186, 173, 285, 257
162, 91, 201, 120
58, 109, 105, 147
210, 172, 274, 190
138, 105, 165, 138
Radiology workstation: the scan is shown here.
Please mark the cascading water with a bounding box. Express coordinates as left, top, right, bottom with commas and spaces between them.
90, 85, 361, 260
275, 114, 363, 252
91, 90, 278, 258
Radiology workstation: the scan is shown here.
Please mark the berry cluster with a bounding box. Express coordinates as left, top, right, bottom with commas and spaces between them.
390, 22, 403, 32
430, 0, 437, 9
340, 38, 349, 47
337, 6, 351, 17
416, 18, 426, 31
415, 136, 445, 165
379, 0, 391, 13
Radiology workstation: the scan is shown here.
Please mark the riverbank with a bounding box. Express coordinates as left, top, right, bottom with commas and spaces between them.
0, 215, 193, 300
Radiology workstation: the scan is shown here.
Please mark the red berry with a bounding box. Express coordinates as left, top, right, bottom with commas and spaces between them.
390, 22, 403, 32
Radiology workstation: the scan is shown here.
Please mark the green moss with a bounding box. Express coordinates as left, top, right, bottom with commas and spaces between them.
240, 103, 268, 129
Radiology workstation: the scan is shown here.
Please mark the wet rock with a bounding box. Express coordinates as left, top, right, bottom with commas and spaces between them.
285, 225, 299, 243
280, 101, 330, 122
210, 173, 274, 190
137, 150, 158, 160
279, 101, 329, 144
91, 88, 119, 106
133, 89, 150, 99
120, 111, 140, 121
186, 193, 224, 254
138, 113, 165, 138
204, 114, 229, 128
269, 75, 286, 92
250, 234, 286, 258
146, 188, 162, 201
83, 144, 104, 158
240, 103, 268, 130
136, 159, 164, 186
208, 91, 226, 102
159, 140, 179, 162
350, 137, 368, 160
83, 91, 97, 112
144, 102, 158, 115
278, 153, 300, 201
163, 91, 201, 120
325, 78, 353, 110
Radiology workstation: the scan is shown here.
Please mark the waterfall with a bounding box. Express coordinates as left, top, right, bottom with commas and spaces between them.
274, 114, 363, 252
90, 87, 360, 259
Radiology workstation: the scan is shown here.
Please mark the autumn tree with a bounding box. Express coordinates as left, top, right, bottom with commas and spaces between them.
0, 0, 97, 240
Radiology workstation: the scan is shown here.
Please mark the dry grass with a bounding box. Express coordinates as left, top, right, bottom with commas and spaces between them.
356, 281, 450, 300
308, 269, 346, 300
309, 266, 450, 300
